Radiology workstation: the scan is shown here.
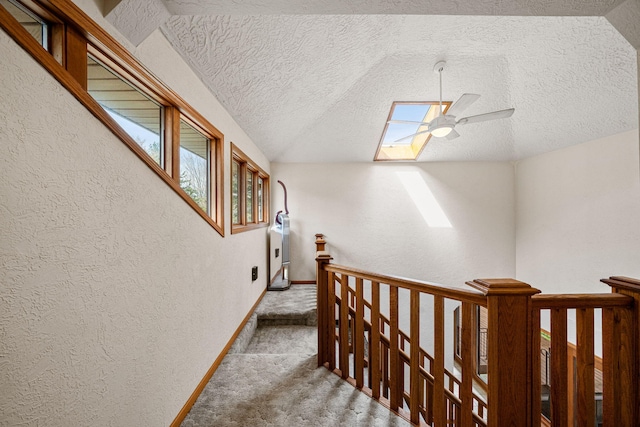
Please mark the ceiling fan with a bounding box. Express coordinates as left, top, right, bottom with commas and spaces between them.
391, 61, 515, 142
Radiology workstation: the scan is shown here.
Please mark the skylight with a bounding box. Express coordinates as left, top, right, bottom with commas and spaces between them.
375, 101, 451, 161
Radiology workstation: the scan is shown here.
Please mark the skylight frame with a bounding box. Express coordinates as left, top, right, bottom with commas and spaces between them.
374, 101, 452, 161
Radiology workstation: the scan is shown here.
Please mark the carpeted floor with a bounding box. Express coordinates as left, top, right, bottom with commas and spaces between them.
181, 285, 411, 427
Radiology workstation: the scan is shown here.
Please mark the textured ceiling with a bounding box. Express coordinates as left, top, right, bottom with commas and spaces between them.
106, 0, 639, 162
161, 0, 626, 16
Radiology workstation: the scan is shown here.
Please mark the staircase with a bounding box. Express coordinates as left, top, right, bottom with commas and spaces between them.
181, 285, 411, 427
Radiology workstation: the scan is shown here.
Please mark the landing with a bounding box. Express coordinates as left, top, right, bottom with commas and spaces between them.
181, 285, 410, 427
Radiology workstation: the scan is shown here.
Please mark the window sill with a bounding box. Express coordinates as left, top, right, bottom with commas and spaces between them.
231, 222, 270, 235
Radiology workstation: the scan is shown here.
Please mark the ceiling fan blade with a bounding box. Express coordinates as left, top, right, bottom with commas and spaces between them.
388, 120, 429, 125
457, 108, 515, 125
394, 129, 431, 143
446, 93, 480, 118
445, 129, 460, 140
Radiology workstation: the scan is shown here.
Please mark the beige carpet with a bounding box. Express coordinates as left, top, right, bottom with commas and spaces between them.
181, 285, 411, 427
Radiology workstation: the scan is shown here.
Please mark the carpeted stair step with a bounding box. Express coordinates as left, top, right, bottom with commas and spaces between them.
180, 354, 411, 427
256, 285, 317, 326
182, 284, 410, 426
243, 325, 317, 355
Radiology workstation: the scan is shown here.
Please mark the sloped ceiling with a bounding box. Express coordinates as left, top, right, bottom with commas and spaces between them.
106, 0, 639, 163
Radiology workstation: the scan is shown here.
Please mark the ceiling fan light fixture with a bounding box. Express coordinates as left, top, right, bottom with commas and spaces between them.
430, 124, 453, 137
429, 114, 456, 137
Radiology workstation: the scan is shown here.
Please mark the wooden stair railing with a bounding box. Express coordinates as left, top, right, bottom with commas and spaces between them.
316, 234, 538, 426
315, 234, 640, 427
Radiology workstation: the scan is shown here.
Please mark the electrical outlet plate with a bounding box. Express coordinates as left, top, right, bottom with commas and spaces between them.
252, 266, 258, 281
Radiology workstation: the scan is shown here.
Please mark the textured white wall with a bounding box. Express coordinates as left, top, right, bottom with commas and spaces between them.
270, 162, 516, 285
515, 129, 640, 294
0, 8, 268, 427
515, 129, 640, 354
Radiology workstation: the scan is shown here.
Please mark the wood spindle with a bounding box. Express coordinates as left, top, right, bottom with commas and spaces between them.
371, 281, 381, 399
576, 308, 595, 427
459, 302, 475, 427
550, 308, 569, 427
339, 274, 350, 379
399, 360, 405, 410
327, 270, 336, 371
383, 343, 389, 399
531, 308, 541, 427
433, 295, 446, 426
410, 290, 420, 424
354, 278, 365, 389
389, 286, 400, 411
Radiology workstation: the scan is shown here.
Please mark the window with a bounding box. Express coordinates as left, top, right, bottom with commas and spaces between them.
375, 101, 452, 161
0, 0, 225, 236
257, 176, 264, 222
179, 119, 209, 213
1, 0, 47, 48
231, 159, 240, 225
87, 56, 164, 166
246, 168, 253, 223
231, 143, 269, 234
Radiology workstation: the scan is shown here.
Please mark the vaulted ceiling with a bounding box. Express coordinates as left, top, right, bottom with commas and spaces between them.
105, 0, 639, 163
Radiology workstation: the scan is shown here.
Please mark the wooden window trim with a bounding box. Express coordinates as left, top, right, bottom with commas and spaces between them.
0, 0, 225, 236
231, 143, 269, 235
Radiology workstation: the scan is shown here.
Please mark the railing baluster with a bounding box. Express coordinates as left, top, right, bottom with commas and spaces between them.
433, 295, 446, 426
371, 281, 381, 399
327, 270, 336, 371
354, 277, 365, 389
410, 290, 420, 424
576, 308, 595, 427
389, 285, 400, 411
550, 308, 568, 427
339, 274, 350, 379
383, 341, 389, 399
459, 301, 475, 426
531, 307, 541, 427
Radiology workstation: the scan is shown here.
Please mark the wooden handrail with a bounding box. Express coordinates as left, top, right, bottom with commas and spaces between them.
602, 275, 640, 291
532, 292, 633, 309
324, 263, 487, 306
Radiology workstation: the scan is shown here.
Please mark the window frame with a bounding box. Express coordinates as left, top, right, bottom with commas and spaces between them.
374, 101, 452, 162
178, 116, 215, 215
0, 0, 225, 236
231, 143, 269, 234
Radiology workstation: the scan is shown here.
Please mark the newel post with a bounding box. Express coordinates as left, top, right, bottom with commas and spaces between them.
600, 276, 640, 426
315, 234, 333, 367
467, 278, 540, 427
